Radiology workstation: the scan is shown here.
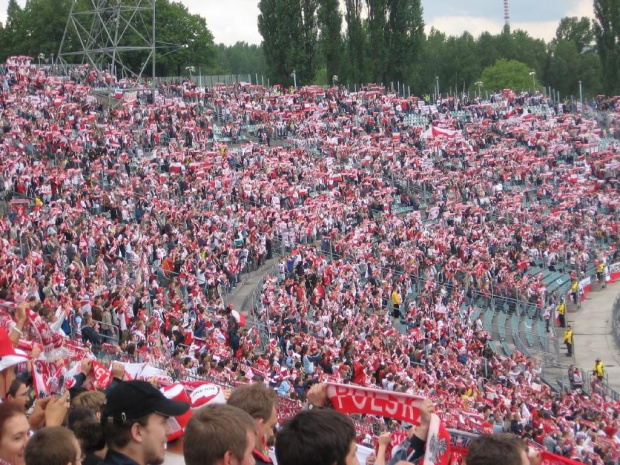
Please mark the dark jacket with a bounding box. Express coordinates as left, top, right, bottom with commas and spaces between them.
82, 325, 103, 347
388, 435, 426, 465
101, 450, 141, 465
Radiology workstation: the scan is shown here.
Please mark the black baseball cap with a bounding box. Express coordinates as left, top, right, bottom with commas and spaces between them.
102, 381, 190, 424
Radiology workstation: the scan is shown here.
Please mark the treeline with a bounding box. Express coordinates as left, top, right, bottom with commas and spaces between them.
1, 0, 619, 97
257, 0, 620, 97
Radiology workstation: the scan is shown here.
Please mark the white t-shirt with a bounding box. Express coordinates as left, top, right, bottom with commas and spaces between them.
163, 451, 185, 465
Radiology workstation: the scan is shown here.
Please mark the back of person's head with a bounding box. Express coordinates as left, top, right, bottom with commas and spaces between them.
275, 409, 356, 465
24, 426, 81, 465
72, 390, 106, 415
227, 382, 277, 422
465, 434, 528, 465
183, 404, 255, 465
67, 407, 106, 455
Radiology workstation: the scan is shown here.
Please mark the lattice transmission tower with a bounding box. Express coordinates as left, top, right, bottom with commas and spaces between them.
56, 0, 156, 81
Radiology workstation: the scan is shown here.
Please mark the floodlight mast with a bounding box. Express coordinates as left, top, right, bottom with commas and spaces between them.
57, 0, 157, 84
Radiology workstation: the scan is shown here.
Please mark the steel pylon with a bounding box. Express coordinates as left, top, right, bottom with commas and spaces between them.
56, 0, 156, 81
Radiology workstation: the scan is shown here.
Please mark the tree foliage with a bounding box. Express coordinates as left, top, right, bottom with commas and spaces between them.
317, 0, 342, 86
0, 0, 614, 99
214, 43, 267, 76
547, 17, 601, 100
385, 0, 425, 85
480, 59, 536, 92
153, 0, 216, 77
258, 0, 318, 86
343, 0, 367, 85
555, 16, 595, 53
593, 0, 620, 94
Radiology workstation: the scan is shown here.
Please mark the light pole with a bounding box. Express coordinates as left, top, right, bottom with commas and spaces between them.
37, 53, 45, 68
332, 75, 338, 88
579, 80, 583, 107
475, 81, 483, 100
291, 70, 297, 90
529, 71, 536, 93
185, 66, 195, 82
435, 76, 440, 100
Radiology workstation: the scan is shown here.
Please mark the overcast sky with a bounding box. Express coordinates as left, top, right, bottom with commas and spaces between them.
0, 0, 595, 46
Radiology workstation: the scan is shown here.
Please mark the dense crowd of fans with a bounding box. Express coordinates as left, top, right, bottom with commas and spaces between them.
0, 55, 619, 464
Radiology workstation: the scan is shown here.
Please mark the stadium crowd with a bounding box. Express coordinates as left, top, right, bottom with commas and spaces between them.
0, 55, 619, 465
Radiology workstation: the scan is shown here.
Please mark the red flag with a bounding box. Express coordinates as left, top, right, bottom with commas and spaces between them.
91, 361, 113, 389
326, 383, 425, 425
31, 360, 52, 398
424, 413, 452, 465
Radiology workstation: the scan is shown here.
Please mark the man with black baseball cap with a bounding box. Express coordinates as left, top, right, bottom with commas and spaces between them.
101, 380, 190, 465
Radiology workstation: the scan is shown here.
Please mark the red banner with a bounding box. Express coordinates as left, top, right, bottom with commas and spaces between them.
541, 452, 584, 465
325, 382, 425, 425
326, 383, 450, 465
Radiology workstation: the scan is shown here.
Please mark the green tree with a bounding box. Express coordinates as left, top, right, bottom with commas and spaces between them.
299, 0, 319, 84
343, 0, 367, 85
258, 0, 319, 86
548, 40, 581, 98
479, 59, 535, 92
547, 15, 602, 100
385, 0, 424, 86
366, 0, 387, 83
413, 27, 446, 94
0, 0, 26, 59
578, 52, 603, 98
440, 32, 479, 96
555, 16, 595, 53
214, 43, 267, 76
511, 30, 547, 76
152, 0, 215, 77
317, 0, 342, 86
476, 32, 500, 70
20, 0, 71, 58
593, 0, 620, 94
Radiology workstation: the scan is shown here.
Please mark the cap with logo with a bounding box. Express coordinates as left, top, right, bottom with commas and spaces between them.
102, 380, 190, 425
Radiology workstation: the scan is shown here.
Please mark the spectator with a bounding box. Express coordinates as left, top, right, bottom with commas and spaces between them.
465, 434, 536, 465
543, 433, 562, 455
564, 326, 573, 357
183, 404, 256, 465
67, 407, 106, 465
569, 366, 584, 390
492, 412, 505, 434
593, 358, 605, 381
100, 380, 190, 465
71, 391, 106, 418
227, 383, 278, 465
275, 409, 357, 465
0, 403, 29, 465
5, 379, 29, 412
81, 314, 103, 352
24, 426, 82, 465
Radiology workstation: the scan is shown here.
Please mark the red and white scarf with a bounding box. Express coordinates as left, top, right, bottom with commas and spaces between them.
326, 383, 451, 465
